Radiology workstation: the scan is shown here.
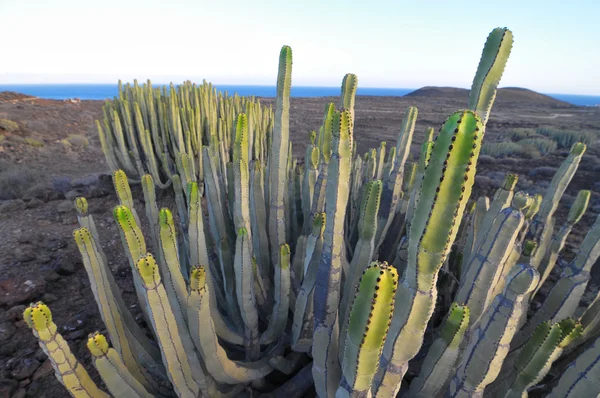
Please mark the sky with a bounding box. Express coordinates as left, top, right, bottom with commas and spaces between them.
0, 0, 598, 95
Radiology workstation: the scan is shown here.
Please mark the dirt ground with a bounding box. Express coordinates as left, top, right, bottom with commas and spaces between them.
0, 90, 599, 398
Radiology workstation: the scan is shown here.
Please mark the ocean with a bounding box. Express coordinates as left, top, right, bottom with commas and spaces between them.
1, 84, 599, 107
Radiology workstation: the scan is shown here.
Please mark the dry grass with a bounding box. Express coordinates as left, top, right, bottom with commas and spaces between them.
0, 118, 19, 132
0, 163, 39, 200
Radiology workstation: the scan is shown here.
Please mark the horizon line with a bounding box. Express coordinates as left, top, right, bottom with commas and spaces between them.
1, 83, 599, 98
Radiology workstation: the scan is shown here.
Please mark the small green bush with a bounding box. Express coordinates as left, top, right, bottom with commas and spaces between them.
482, 141, 540, 158
518, 137, 557, 155
537, 127, 595, 148
24, 138, 44, 147
65, 134, 89, 148
0, 118, 19, 132
510, 128, 537, 141
0, 134, 5, 143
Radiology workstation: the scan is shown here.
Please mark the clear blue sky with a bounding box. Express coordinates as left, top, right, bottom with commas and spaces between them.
0, 0, 598, 95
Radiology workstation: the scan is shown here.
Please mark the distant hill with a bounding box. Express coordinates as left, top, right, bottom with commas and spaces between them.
405, 86, 573, 107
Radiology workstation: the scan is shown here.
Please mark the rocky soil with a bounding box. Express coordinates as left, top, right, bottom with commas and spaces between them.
0, 90, 599, 397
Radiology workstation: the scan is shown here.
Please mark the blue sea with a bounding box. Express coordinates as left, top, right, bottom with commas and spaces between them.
1, 84, 599, 107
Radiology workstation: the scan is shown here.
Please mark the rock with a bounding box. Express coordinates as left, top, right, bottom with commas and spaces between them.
0, 200, 26, 214
31, 361, 52, 381
0, 276, 46, 307
14, 248, 35, 264
64, 190, 84, 201
56, 201, 73, 214
40, 293, 57, 303
22, 184, 64, 202
61, 313, 87, 333
25, 380, 42, 397
0, 321, 15, 341
37, 255, 51, 264
35, 220, 52, 227
25, 199, 44, 209
0, 379, 18, 398
43, 238, 67, 252
11, 388, 26, 398
52, 261, 76, 276
42, 271, 60, 283
64, 329, 86, 341
2, 305, 26, 322
10, 359, 41, 381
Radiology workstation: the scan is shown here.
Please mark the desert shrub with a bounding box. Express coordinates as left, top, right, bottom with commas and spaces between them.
528, 166, 559, 179
510, 128, 537, 140
6, 135, 25, 144
65, 134, 89, 148
0, 118, 19, 132
518, 137, 557, 155
0, 164, 39, 199
537, 127, 596, 148
24, 137, 44, 147
481, 141, 540, 158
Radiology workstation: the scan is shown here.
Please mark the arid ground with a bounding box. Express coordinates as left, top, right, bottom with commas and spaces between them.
1, 87, 599, 397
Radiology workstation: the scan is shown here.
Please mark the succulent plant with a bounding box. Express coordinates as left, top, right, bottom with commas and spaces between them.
24, 27, 600, 398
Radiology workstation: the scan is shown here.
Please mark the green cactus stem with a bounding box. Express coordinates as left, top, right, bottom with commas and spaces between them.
187, 266, 272, 385
468, 27, 514, 126
24, 302, 110, 398
87, 332, 153, 398
448, 264, 539, 397
407, 303, 470, 398
375, 110, 484, 397
337, 262, 398, 397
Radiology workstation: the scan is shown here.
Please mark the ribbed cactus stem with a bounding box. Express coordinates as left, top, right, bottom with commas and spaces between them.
135, 253, 206, 398
339, 180, 382, 362
468, 27, 514, 125
187, 266, 272, 384
337, 262, 398, 397
375, 110, 484, 397
261, 243, 291, 344
548, 335, 600, 397
531, 142, 586, 240
534, 189, 591, 296
268, 45, 292, 287
407, 303, 470, 398
312, 109, 354, 397
448, 264, 539, 397
73, 228, 167, 395
24, 302, 110, 398
456, 191, 527, 323
376, 106, 417, 250
234, 227, 260, 360
291, 212, 326, 352
87, 332, 153, 398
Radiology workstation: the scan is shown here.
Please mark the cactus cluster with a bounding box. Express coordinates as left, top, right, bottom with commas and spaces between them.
24, 27, 600, 398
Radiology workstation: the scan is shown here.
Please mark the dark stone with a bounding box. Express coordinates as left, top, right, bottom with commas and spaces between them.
11, 388, 26, 398
14, 248, 35, 264
0, 321, 15, 341
25, 199, 44, 209
43, 238, 67, 252
42, 271, 60, 283
64, 330, 86, 341
10, 359, 41, 381
0, 379, 18, 398
40, 293, 57, 303
31, 360, 52, 381
61, 313, 87, 333
0, 276, 46, 307
2, 305, 26, 322
22, 184, 64, 202
64, 190, 84, 201
0, 200, 26, 214
25, 380, 42, 397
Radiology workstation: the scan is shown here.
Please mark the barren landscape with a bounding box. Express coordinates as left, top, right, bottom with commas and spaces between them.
1, 87, 599, 397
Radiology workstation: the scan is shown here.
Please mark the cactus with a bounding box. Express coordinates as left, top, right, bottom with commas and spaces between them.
26, 28, 600, 398
24, 302, 110, 398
